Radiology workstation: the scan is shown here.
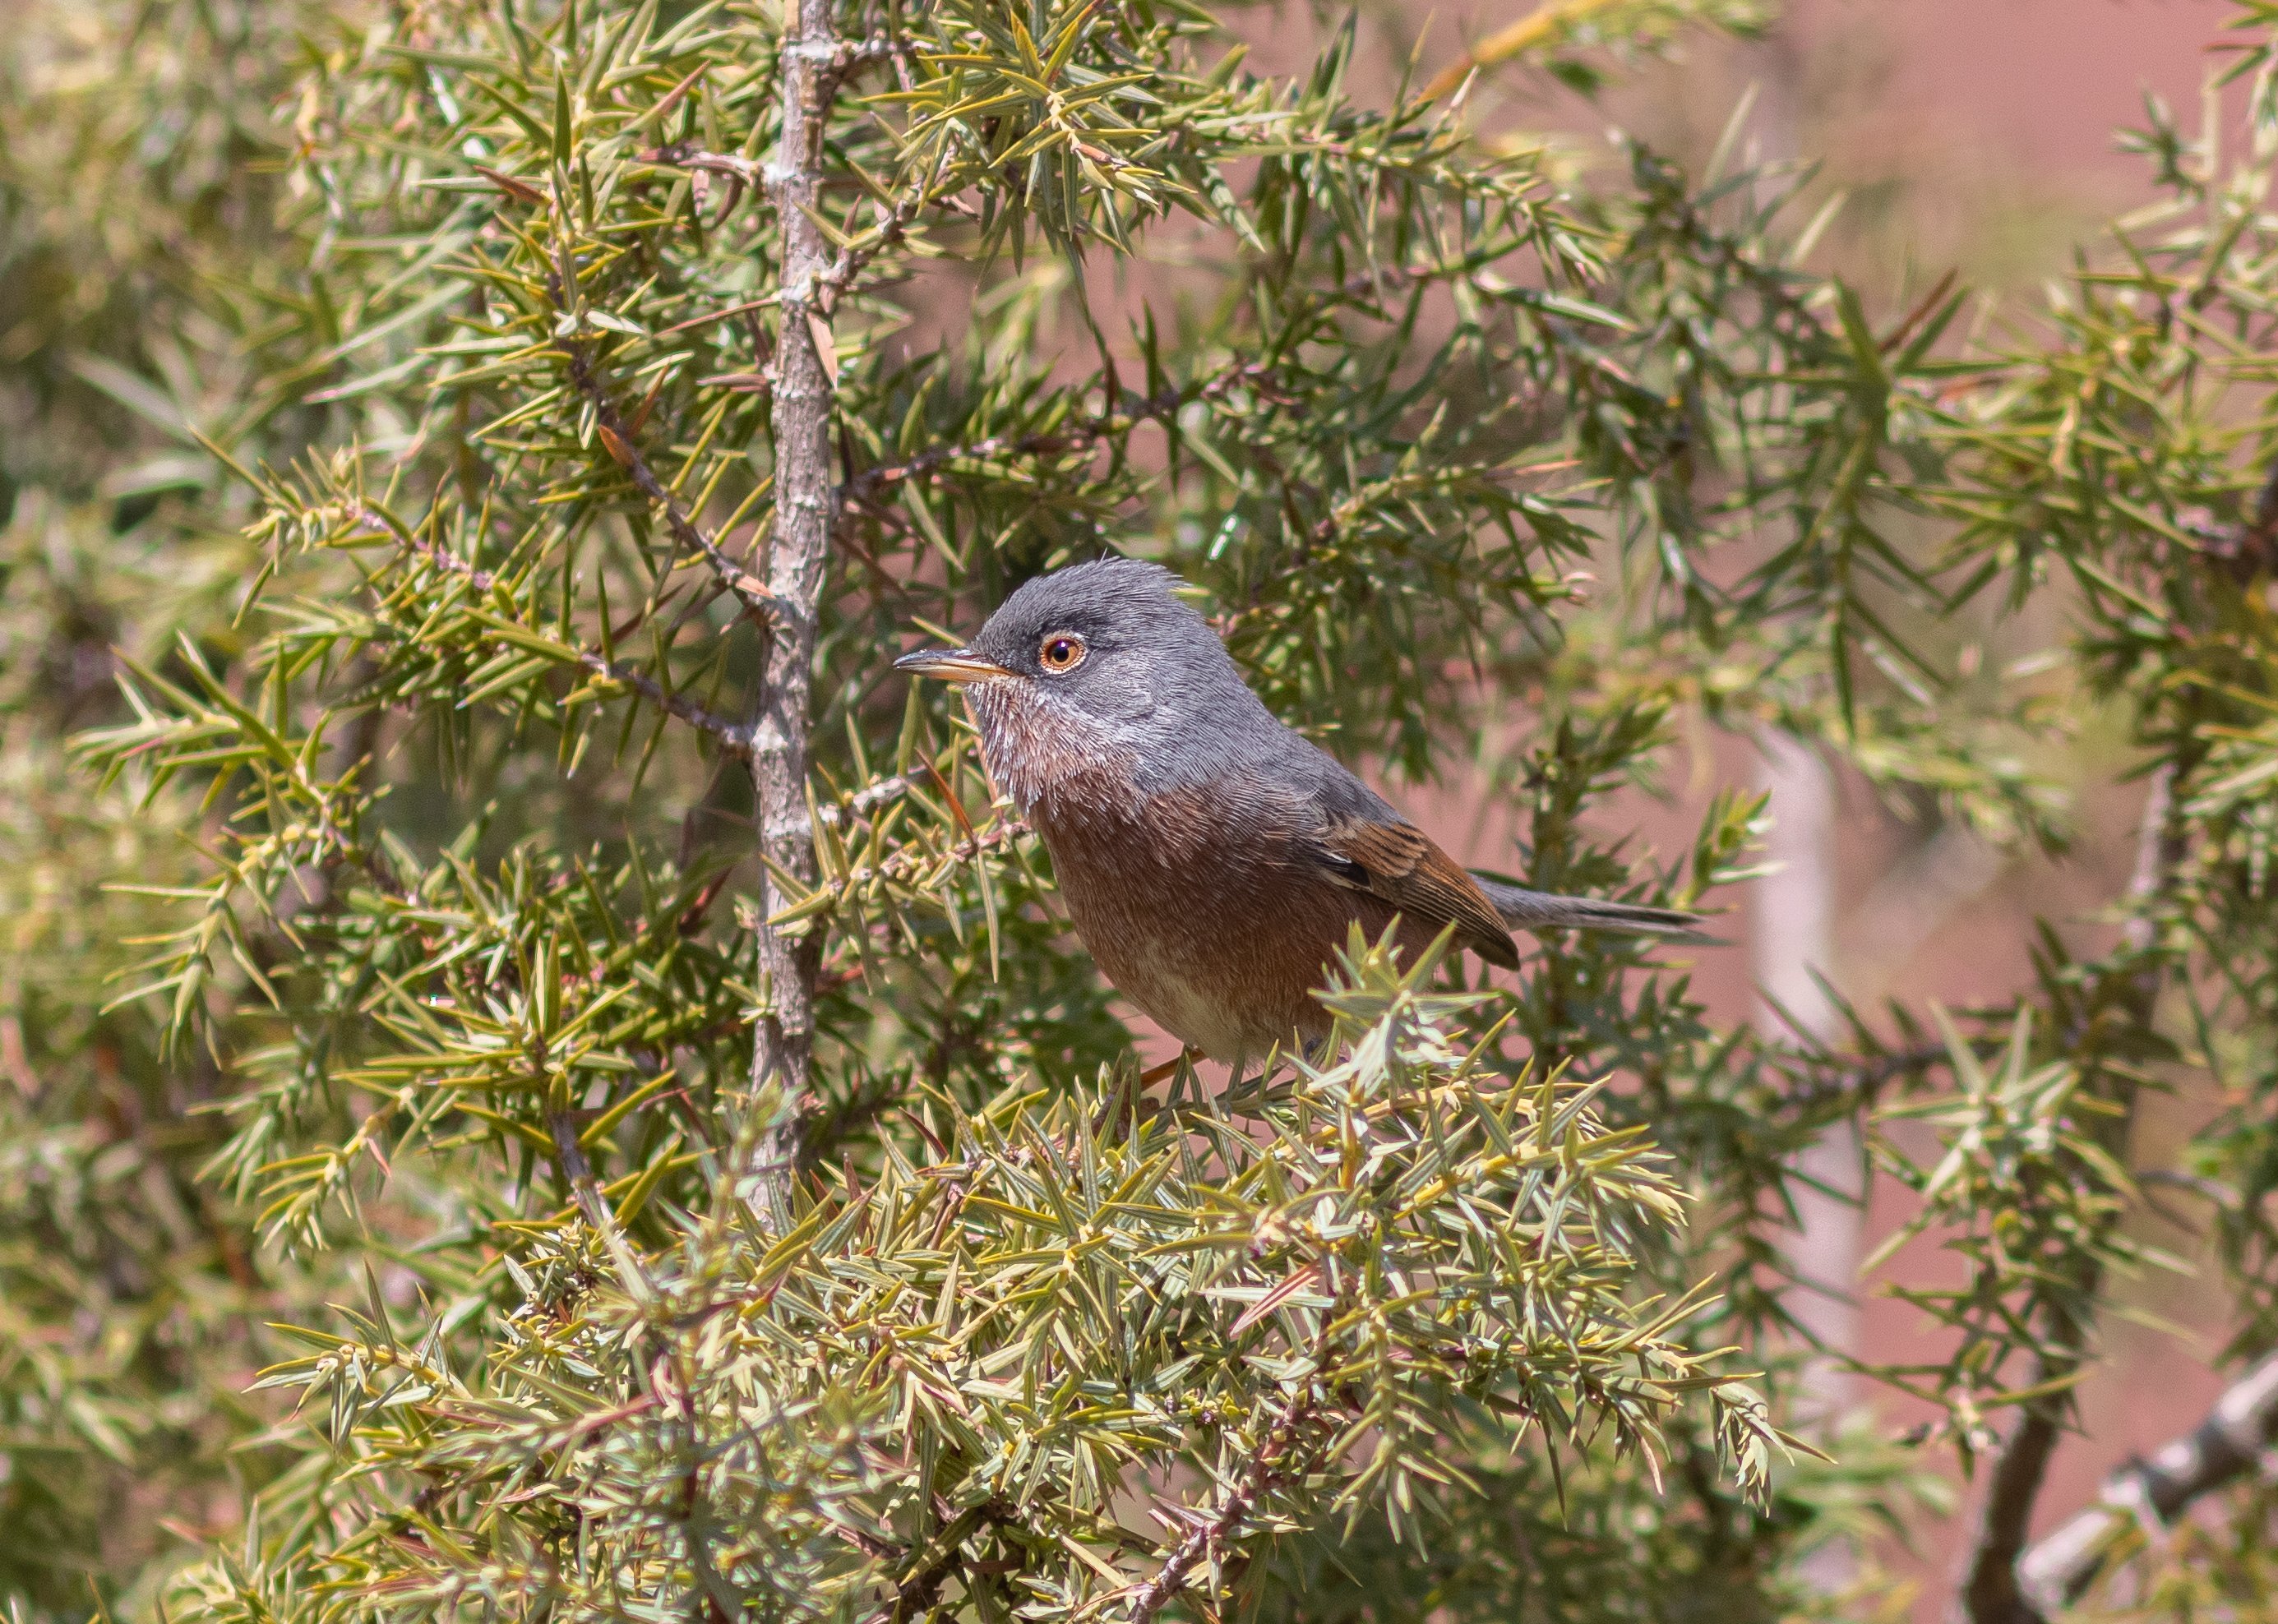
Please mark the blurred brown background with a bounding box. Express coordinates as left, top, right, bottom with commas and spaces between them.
1558, 0, 2229, 1600
1231, 0, 2242, 1603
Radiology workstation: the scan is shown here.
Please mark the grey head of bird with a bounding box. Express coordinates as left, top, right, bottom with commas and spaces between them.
893, 556, 1283, 819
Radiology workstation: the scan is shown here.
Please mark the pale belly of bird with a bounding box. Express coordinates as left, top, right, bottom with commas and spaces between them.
1032, 788, 1419, 1063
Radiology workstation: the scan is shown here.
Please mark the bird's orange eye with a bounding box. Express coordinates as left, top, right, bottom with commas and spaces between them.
1038, 633, 1087, 673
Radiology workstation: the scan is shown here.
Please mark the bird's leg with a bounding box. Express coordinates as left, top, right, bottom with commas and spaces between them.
1138, 1047, 1202, 1089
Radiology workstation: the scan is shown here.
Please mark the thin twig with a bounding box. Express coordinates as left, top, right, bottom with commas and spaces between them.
1126, 1337, 1327, 1624
815, 35, 917, 111
569, 652, 753, 760
858, 1500, 1017, 1624
564, 348, 792, 629
819, 773, 913, 829
762, 770, 917, 854
338, 497, 496, 591
548, 1109, 653, 1299
639, 142, 761, 185
346, 499, 757, 759
841, 390, 1174, 504
815, 152, 956, 310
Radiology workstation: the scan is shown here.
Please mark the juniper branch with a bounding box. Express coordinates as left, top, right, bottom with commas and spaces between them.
2019, 1352, 2278, 1612
566, 347, 790, 627
345, 498, 757, 759
1958, 765, 2183, 1624
840, 361, 1273, 508
1127, 1329, 1330, 1624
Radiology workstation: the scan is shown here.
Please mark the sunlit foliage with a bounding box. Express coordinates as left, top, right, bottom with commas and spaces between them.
6, 0, 2278, 1621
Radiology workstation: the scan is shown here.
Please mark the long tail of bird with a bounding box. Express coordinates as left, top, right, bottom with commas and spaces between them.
1472, 877, 1709, 939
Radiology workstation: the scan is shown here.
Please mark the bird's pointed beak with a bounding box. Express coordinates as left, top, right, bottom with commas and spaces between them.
894, 647, 1014, 684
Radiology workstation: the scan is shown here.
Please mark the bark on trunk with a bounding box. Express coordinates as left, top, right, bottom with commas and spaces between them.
748, 0, 839, 1229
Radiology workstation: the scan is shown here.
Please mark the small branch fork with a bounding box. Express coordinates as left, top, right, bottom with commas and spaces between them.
1125, 1337, 1328, 1624
2018, 1351, 2278, 1612
644, 34, 922, 284
340, 500, 760, 760
813, 153, 968, 311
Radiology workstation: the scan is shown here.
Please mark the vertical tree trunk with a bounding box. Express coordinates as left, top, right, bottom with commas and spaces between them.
1754, 734, 1860, 1403
749, 0, 839, 1229
1756, 731, 1861, 1600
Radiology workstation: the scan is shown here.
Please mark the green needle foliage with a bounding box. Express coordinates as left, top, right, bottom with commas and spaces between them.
190, 942, 1775, 1623
4, 0, 2278, 1619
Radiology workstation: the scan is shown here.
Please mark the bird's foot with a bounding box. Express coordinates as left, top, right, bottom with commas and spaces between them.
1139, 1047, 1204, 1087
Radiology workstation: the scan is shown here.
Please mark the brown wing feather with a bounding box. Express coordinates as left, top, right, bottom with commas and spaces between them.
1310, 815, 1522, 970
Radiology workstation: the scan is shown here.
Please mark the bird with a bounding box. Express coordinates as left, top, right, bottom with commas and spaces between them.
894, 556, 1703, 1064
